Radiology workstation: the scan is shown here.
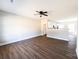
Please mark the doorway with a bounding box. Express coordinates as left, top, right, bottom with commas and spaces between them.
43, 24, 47, 36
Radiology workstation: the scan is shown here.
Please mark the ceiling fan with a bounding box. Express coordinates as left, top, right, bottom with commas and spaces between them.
35, 11, 48, 17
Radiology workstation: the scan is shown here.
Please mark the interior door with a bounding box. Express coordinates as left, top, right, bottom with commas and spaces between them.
43, 24, 46, 35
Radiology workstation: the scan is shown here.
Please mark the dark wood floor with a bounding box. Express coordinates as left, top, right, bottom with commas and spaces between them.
0, 36, 77, 59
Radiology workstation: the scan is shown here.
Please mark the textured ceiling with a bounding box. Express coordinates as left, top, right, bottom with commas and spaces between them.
0, 0, 77, 20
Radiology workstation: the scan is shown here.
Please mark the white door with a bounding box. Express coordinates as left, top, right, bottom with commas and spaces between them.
43, 24, 46, 35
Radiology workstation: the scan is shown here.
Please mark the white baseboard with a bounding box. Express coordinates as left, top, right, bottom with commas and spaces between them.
0, 34, 41, 46
47, 35, 69, 41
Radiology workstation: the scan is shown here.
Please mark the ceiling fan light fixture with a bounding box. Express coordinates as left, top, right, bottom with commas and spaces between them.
35, 11, 48, 17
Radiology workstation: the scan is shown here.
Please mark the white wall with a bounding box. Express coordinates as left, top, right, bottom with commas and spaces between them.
77, 18, 78, 58
47, 17, 77, 41
77, 39, 79, 59
0, 11, 41, 45
76, 4, 79, 58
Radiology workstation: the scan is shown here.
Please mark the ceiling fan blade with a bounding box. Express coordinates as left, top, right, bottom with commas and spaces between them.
44, 11, 47, 13
42, 13, 48, 16
36, 11, 39, 12
45, 14, 48, 16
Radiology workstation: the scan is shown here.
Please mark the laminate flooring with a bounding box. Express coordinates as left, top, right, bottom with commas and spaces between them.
0, 36, 77, 59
